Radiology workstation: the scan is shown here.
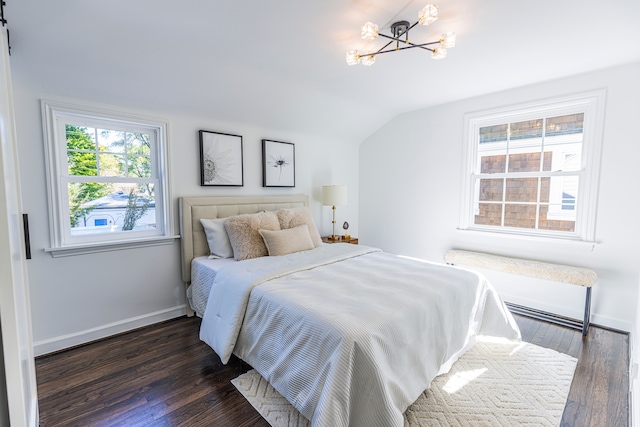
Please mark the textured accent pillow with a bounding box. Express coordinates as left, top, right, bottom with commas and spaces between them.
259, 225, 315, 257
200, 218, 234, 259
224, 211, 281, 261
276, 207, 322, 247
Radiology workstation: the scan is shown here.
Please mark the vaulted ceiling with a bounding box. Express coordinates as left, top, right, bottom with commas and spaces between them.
8, 0, 640, 142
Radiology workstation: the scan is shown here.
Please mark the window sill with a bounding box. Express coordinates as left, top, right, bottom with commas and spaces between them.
455, 228, 598, 252
45, 235, 181, 258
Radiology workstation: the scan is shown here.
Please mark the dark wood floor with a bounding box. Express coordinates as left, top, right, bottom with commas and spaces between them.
35, 314, 629, 427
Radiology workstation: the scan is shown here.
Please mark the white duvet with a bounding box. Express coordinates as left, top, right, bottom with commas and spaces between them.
200, 244, 520, 427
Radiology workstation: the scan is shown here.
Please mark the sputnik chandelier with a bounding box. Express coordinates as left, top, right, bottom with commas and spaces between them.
346, 4, 456, 66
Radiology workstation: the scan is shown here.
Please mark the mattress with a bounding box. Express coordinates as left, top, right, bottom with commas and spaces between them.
188, 256, 237, 316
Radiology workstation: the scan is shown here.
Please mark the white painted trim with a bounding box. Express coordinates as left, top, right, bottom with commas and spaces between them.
455, 228, 598, 252
33, 305, 187, 356
459, 89, 606, 243
40, 98, 174, 248
0, 25, 39, 427
44, 234, 180, 258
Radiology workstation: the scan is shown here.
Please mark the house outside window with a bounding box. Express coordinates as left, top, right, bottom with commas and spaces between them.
42, 100, 175, 256
460, 91, 605, 243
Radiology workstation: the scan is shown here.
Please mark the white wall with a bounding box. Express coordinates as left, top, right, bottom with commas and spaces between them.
12, 81, 360, 356
360, 62, 640, 332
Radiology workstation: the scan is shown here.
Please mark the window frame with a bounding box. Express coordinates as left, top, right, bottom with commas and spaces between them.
41, 99, 177, 257
459, 90, 606, 243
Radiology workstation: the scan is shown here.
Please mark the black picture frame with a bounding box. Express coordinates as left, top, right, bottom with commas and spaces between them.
262, 139, 295, 187
199, 130, 244, 186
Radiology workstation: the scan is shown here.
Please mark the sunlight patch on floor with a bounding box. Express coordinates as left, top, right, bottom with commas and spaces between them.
442, 367, 487, 394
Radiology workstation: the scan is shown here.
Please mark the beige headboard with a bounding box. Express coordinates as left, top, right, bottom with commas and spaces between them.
179, 194, 309, 286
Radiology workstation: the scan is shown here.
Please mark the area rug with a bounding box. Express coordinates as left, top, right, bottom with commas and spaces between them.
231, 337, 577, 427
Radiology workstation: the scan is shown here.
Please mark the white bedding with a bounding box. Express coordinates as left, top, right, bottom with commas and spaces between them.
200, 244, 520, 427
188, 256, 237, 316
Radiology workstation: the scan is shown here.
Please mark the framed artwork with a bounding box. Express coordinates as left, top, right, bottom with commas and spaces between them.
262, 139, 295, 187
199, 130, 243, 186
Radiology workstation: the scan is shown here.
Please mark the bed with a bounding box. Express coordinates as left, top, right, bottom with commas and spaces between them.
179, 195, 521, 427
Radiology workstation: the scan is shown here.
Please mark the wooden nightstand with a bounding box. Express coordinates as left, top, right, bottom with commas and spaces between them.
322, 236, 358, 245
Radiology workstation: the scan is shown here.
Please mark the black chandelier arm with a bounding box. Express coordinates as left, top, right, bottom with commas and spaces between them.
365, 20, 422, 56
377, 33, 433, 52
362, 43, 437, 58
362, 39, 441, 58
371, 38, 396, 56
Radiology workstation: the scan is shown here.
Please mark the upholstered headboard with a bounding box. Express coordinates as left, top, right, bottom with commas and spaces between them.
179, 194, 309, 286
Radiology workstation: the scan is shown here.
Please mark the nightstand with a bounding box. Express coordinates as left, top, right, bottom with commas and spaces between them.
322, 236, 358, 245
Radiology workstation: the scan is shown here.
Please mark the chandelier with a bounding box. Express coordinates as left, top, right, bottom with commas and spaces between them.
346, 4, 456, 66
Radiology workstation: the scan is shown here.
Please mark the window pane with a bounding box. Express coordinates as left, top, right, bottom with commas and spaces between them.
541, 151, 553, 172
98, 153, 126, 176
540, 177, 550, 202
480, 155, 506, 173
538, 205, 576, 232
546, 113, 584, 137
68, 182, 156, 234
98, 129, 125, 153
504, 204, 536, 229
479, 124, 507, 143
479, 178, 503, 201
474, 203, 502, 226
544, 150, 581, 172
546, 175, 579, 208
66, 125, 95, 151
67, 151, 98, 176
505, 178, 538, 202
508, 152, 542, 173
128, 155, 151, 178
510, 119, 542, 140
126, 132, 151, 155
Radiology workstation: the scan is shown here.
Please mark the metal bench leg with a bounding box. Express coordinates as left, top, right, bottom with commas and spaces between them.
582, 286, 592, 336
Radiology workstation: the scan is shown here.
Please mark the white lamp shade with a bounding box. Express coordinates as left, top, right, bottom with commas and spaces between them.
322, 185, 347, 206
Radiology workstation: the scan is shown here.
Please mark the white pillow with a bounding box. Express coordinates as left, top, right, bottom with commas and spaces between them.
200, 218, 234, 259
276, 207, 323, 247
259, 225, 315, 257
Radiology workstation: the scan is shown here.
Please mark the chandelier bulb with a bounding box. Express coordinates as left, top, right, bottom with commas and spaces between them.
361, 22, 379, 41
440, 32, 456, 48
361, 55, 376, 66
346, 50, 361, 66
431, 46, 447, 60
418, 4, 438, 25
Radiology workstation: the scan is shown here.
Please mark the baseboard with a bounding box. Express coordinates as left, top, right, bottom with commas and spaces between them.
500, 293, 632, 333
33, 305, 187, 357
30, 399, 38, 427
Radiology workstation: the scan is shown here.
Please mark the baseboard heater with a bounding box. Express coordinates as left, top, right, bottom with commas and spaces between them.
505, 301, 585, 332
444, 249, 597, 336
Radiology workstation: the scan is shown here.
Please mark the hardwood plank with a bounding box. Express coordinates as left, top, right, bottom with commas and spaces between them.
36, 315, 629, 427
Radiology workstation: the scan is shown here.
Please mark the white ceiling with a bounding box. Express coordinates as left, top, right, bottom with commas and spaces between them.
8, 0, 640, 142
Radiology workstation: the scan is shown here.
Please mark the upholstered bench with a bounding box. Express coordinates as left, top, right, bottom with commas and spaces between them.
444, 249, 597, 336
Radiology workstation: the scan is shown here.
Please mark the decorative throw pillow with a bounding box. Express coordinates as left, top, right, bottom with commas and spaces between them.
259, 225, 315, 257
276, 207, 323, 247
224, 211, 280, 261
200, 218, 234, 259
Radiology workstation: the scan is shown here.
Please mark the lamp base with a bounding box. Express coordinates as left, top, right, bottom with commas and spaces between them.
329, 235, 340, 241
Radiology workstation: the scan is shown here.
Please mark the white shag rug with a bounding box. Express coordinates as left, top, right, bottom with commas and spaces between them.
231, 338, 577, 427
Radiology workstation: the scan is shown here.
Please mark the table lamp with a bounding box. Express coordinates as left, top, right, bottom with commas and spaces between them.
322, 185, 347, 241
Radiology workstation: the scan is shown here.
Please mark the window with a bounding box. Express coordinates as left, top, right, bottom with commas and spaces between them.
460, 91, 605, 242
42, 100, 175, 255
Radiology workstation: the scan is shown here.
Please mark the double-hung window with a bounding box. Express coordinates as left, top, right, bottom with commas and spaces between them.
42, 100, 174, 256
460, 91, 605, 242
